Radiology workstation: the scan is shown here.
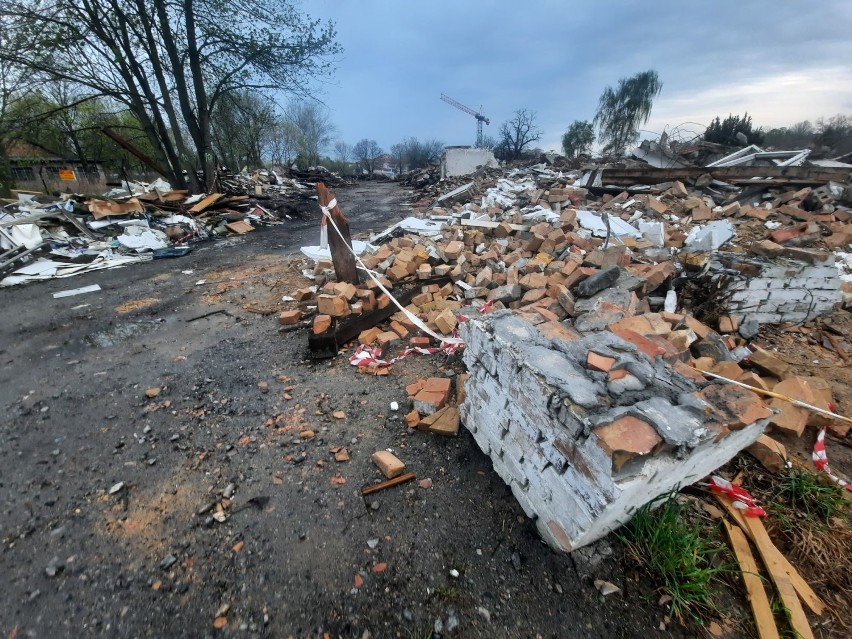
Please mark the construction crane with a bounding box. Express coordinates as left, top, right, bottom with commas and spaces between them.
440, 93, 490, 148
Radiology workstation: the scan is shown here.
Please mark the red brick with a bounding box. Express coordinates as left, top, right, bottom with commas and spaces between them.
278, 309, 302, 325
593, 416, 663, 471
609, 327, 667, 361
587, 351, 616, 372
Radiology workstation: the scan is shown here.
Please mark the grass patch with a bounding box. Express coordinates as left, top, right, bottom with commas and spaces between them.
763, 467, 852, 635
769, 468, 851, 533
620, 493, 727, 621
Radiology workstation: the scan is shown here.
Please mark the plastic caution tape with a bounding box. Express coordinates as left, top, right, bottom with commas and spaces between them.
813, 427, 852, 493
704, 475, 767, 517
349, 338, 463, 368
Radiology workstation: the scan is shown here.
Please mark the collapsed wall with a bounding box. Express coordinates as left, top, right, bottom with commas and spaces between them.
459, 311, 772, 552
709, 252, 841, 325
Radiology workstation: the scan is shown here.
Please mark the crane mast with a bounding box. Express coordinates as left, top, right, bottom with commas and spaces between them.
440, 93, 490, 148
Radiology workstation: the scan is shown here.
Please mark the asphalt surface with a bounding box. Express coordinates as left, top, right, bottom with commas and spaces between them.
0, 182, 685, 638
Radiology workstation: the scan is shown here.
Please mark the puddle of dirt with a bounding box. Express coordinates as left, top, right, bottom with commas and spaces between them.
115, 297, 160, 314
86, 319, 164, 347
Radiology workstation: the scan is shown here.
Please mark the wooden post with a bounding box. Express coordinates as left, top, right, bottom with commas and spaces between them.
316, 183, 359, 285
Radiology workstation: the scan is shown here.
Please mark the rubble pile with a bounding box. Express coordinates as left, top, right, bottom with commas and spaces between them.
292, 154, 851, 551
1, 167, 346, 285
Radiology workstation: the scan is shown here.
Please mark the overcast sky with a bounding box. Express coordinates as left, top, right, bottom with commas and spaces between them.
306, 0, 852, 154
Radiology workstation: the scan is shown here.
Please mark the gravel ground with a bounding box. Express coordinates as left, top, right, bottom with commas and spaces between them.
0, 182, 687, 638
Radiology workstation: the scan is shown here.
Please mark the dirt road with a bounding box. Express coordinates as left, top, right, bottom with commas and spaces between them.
0, 182, 679, 638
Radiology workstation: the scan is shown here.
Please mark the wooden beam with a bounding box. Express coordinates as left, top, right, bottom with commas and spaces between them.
722, 519, 781, 639
188, 193, 224, 213
101, 127, 171, 178
716, 495, 824, 617
599, 166, 852, 186
316, 183, 358, 285
361, 472, 415, 496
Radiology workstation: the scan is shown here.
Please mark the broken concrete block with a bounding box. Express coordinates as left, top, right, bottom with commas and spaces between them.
459, 312, 768, 551
371, 451, 405, 479
684, 220, 735, 252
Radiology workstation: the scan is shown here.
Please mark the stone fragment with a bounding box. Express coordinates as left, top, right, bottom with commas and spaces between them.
575, 266, 619, 298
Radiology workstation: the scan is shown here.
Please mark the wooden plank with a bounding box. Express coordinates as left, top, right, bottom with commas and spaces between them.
599, 166, 852, 186
722, 519, 781, 639
716, 495, 824, 617
188, 193, 224, 213
316, 183, 358, 285
360, 472, 415, 496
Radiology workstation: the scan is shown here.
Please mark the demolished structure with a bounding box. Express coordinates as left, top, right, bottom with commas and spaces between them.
293, 149, 851, 551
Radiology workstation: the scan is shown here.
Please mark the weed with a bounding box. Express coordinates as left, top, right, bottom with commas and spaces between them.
769, 468, 851, 533
620, 493, 727, 621
432, 585, 459, 601
404, 629, 433, 639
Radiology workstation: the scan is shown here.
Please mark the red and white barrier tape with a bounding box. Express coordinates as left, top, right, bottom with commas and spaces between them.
703, 475, 766, 517
813, 427, 852, 493
349, 337, 463, 368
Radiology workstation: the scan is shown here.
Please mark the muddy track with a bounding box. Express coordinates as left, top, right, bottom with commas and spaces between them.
0, 182, 682, 638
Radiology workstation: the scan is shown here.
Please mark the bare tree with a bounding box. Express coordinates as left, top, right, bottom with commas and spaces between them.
352, 138, 383, 175
285, 100, 335, 168
389, 142, 405, 175
401, 137, 444, 169
496, 109, 542, 161
265, 118, 299, 168
3, 0, 341, 190
211, 91, 276, 170
333, 141, 352, 164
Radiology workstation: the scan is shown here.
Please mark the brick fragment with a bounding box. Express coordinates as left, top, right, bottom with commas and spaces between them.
313, 314, 332, 334
746, 435, 788, 473
278, 309, 302, 325
358, 327, 381, 345
593, 416, 663, 472
317, 294, 350, 317
587, 351, 616, 372
371, 450, 405, 479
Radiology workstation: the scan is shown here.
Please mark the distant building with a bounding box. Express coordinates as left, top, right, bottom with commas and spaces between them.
440, 146, 498, 178
6, 139, 106, 190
